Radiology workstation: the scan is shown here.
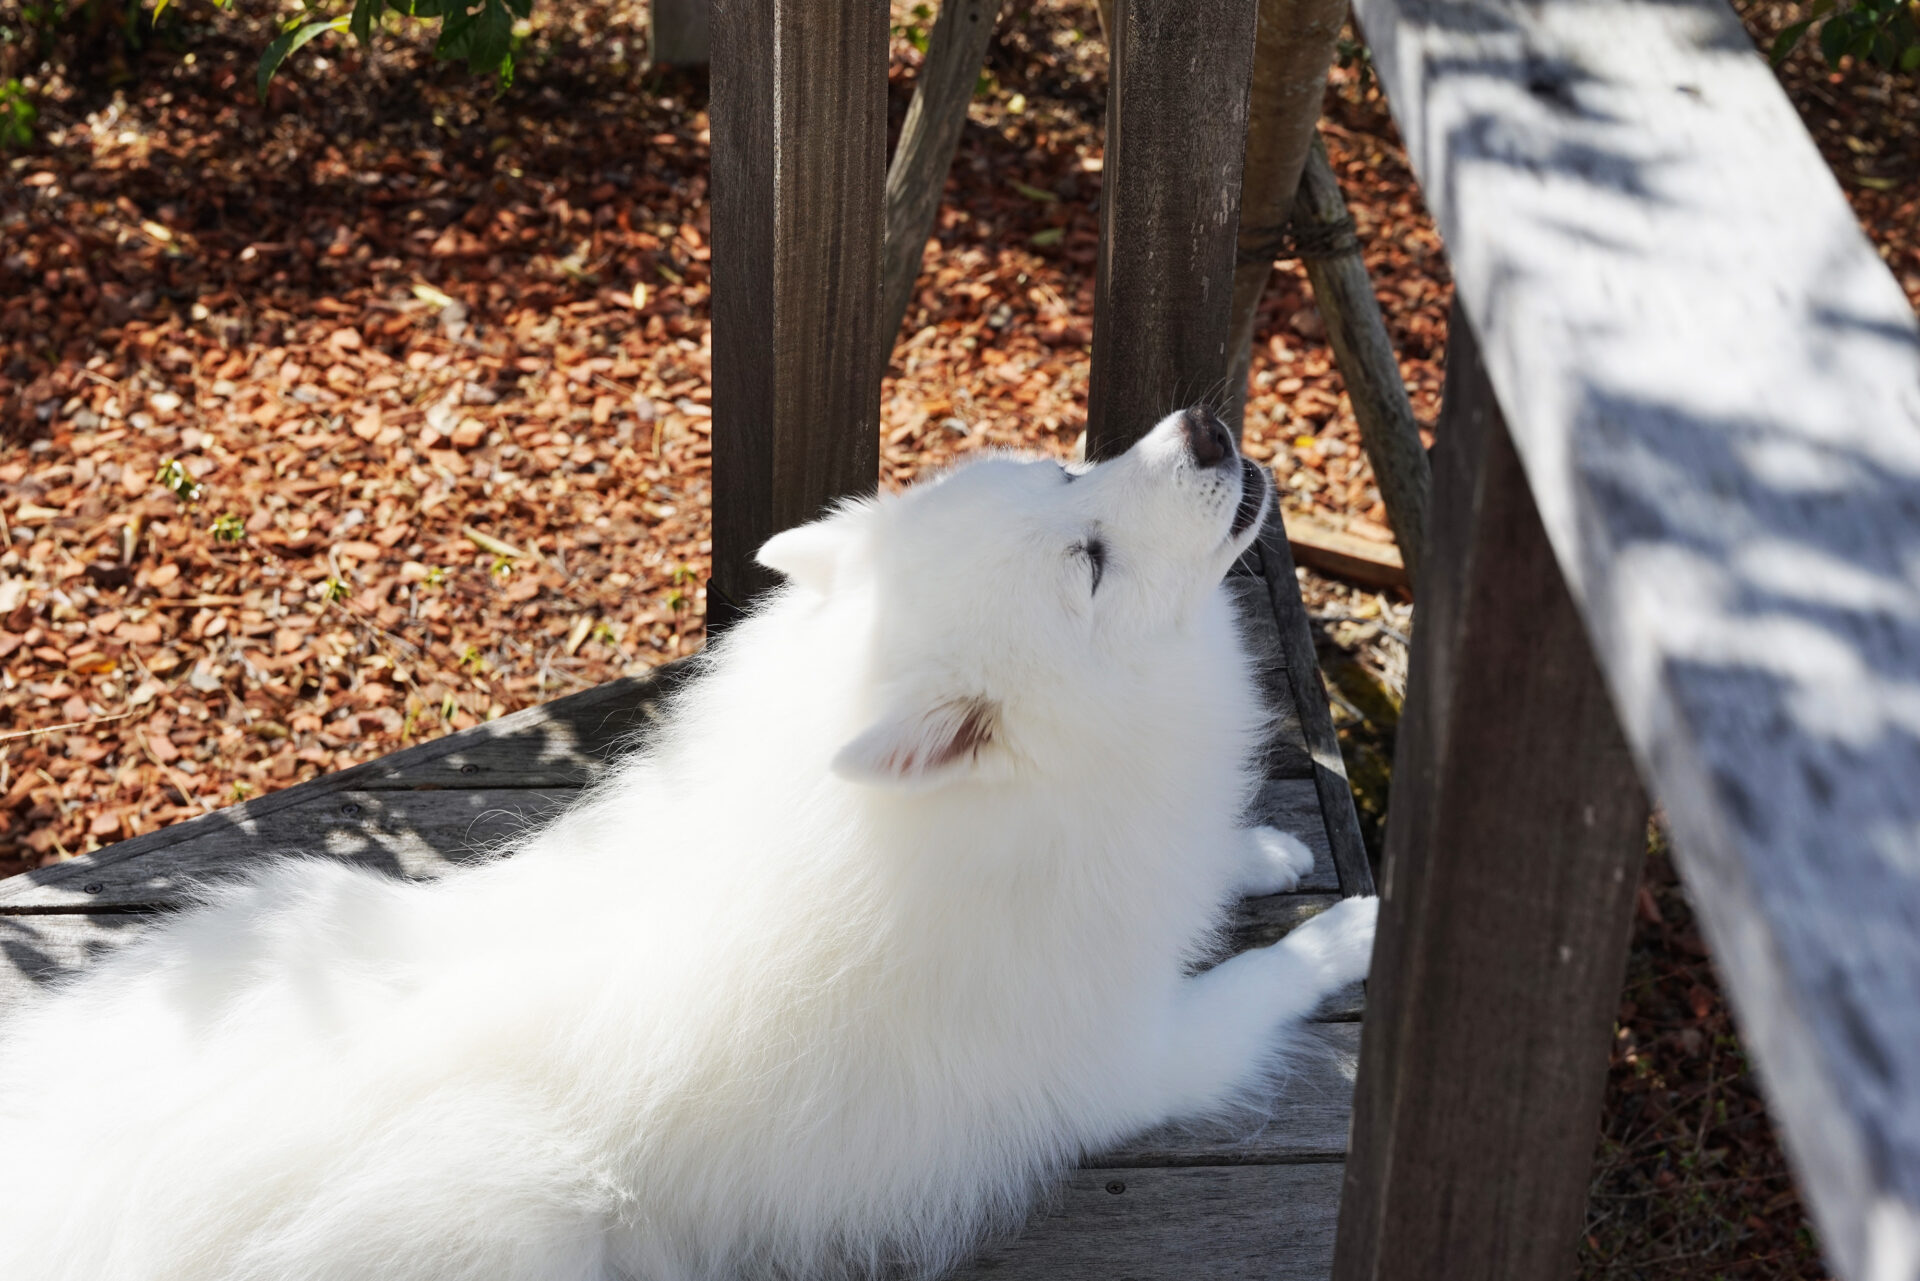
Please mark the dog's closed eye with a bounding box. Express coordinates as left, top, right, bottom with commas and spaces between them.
1072, 536, 1107, 595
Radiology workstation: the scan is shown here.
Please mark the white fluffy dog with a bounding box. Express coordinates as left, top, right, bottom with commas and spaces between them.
0, 407, 1376, 1281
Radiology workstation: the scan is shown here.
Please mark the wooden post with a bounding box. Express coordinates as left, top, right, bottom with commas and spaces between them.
649, 0, 710, 68
881, 0, 1001, 351
1331, 304, 1648, 1281
707, 0, 886, 626
1084, 0, 1261, 459
1222, 0, 1346, 426
1290, 138, 1431, 587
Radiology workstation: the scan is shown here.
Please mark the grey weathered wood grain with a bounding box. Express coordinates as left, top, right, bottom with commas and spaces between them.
1084, 0, 1262, 459
1224, 0, 1348, 426
1350, 0, 1920, 1270
881, 0, 1001, 349
1254, 532, 1376, 898
647, 0, 709, 67
356, 667, 687, 789
1292, 138, 1431, 588
709, 0, 886, 619
1331, 311, 1648, 1281
0, 666, 686, 909
0, 790, 576, 913
1229, 574, 1317, 780
953, 1162, 1343, 1279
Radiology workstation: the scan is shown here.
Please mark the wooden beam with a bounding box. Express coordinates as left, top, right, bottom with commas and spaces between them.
881, 0, 1002, 351
648, 0, 710, 67
1255, 531, 1379, 899
1084, 0, 1261, 459
1350, 0, 1920, 1270
1290, 138, 1431, 588
1223, 0, 1348, 425
1331, 307, 1648, 1281
708, 0, 886, 622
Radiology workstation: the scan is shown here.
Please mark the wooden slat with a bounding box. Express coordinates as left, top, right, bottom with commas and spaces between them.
355, 668, 686, 789
1331, 311, 1648, 1281
0, 666, 687, 910
954, 1163, 1343, 1279
647, 0, 709, 67
1084, 0, 1262, 458
880, 0, 1002, 348
1349, 0, 1920, 1270
1254, 532, 1377, 898
708, 0, 887, 619
0, 790, 576, 913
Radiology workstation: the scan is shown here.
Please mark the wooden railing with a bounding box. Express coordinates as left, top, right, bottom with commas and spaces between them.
701, 2, 1920, 1278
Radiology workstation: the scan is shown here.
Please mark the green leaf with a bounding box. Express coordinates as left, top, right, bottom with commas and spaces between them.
1010, 180, 1060, 204
503, 0, 531, 17
257, 17, 349, 101
1770, 18, 1812, 64
349, 0, 378, 47
434, 3, 479, 60
152, 0, 170, 20
1819, 14, 1849, 63
466, 0, 512, 73
1029, 227, 1065, 247
1901, 44, 1920, 70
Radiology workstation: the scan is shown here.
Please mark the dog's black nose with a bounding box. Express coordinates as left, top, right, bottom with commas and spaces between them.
1180, 406, 1236, 469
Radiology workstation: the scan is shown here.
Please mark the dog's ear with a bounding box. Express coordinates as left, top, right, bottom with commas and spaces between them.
833, 697, 999, 791
756, 521, 843, 594
757, 503, 873, 595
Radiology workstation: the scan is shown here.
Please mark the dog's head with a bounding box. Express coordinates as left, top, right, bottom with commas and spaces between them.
757, 406, 1270, 792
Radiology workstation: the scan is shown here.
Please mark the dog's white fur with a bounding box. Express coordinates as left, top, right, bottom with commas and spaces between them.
0, 410, 1377, 1281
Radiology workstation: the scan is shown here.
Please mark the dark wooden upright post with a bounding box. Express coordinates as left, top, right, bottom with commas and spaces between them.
1331, 305, 1648, 1280
708, 0, 886, 626
649, 0, 710, 67
1084, 0, 1261, 459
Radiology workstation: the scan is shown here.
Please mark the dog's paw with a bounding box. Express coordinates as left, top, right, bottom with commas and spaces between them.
1283, 895, 1378, 989
1235, 826, 1315, 896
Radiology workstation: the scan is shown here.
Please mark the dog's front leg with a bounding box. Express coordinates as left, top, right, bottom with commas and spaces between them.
1230, 825, 1316, 896
1148, 895, 1378, 1119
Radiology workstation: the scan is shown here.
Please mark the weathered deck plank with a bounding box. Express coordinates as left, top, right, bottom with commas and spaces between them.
954, 1163, 1344, 1280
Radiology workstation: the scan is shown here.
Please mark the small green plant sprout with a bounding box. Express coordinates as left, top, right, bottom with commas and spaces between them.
459, 645, 486, 672
0, 79, 38, 151
424, 565, 448, 587
230, 780, 255, 802
323, 577, 351, 603
891, 2, 933, 52
489, 553, 514, 580
666, 587, 689, 612
591, 621, 618, 646
670, 563, 697, 587
441, 692, 459, 721
157, 459, 202, 504
210, 513, 246, 542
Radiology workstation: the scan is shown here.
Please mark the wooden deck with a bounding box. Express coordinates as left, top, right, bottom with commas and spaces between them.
0, 527, 1374, 1280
